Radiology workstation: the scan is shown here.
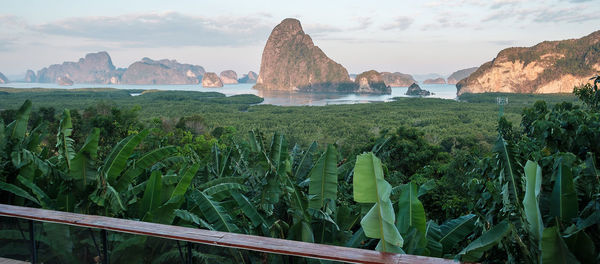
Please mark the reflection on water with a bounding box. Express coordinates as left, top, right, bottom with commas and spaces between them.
3, 82, 458, 106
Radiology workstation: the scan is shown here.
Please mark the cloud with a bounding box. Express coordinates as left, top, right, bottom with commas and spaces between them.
421, 15, 469, 31
30, 12, 273, 47
483, 6, 600, 23
424, 0, 486, 8
351, 17, 373, 30
303, 23, 343, 36
490, 0, 523, 9
532, 7, 600, 23
381, 16, 414, 31
488, 40, 515, 46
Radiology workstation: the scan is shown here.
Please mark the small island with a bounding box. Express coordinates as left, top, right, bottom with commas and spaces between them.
405, 83, 432, 96
201, 72, 224, 87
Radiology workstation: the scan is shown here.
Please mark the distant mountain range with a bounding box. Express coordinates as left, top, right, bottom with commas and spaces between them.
3, 26, 597, 95
8, 51, 257, 86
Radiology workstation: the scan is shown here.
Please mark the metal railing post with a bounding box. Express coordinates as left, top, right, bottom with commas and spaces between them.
28, 220, 37, 264
101, 229, 109, 264
187, 242, 193, 264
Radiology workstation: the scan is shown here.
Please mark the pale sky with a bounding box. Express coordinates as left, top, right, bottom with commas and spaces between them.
0, 0, 598, 78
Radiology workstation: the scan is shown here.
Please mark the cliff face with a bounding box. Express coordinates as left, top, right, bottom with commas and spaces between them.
239, 71, 258, 83
202, 72, 223, 87
121, 58, 204, 85
37, 51, 120, 84
447, 67, 477, 84
24, 70, 36, 82
423, 77, 446, 84
255, 18, 354, 92
0, 72, 8, 84
220, 70, 238, 84
355, 70, 391, 94
380, 72, 416, 87
457, 30, 600, 95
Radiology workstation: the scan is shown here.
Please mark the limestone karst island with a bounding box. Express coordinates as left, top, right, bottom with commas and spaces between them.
1, 1, 600, 264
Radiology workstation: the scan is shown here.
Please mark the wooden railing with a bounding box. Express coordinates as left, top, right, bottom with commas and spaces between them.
0, 204, 456, 264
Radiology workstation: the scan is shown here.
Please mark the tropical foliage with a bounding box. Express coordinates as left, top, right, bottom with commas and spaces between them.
0, 77, 599, 263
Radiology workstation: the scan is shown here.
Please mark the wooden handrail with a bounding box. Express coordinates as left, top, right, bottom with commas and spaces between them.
0, 204, 456, 264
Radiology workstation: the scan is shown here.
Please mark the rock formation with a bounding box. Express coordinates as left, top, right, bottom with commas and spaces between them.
0, 72, 8, 84
121, 58, 204, 85
37, 51, 120, 84
238, 71, 258, 83
457, 30, 600, 95
202, 72, 223, 87
57, 76, 73, 86
254, 18, 355, 92
423, 77, 446, 84
381, 72, 416, 87
405, 83, 431, 96
24, 70, 37, 82
219, 70, 238, 84
354, 70, 391, 94
447, 67, 477, 85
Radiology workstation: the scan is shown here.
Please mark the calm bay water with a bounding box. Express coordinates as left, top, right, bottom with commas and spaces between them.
4, 82, 458, 106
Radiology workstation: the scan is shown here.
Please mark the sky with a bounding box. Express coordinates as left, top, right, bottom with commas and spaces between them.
0, 0, 599, 79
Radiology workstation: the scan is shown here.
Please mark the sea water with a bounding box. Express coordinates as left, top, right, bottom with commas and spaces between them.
3, 82, 458, 106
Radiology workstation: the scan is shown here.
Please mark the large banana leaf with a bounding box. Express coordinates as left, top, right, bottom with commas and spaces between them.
292, 141, 318, 181
353, 152, 383, 203
190, 189, 239, 232
197, 177, 245, 190
0, 181, 40, 206
425, 221, 443, 257
8, 99, 31, 141
231, 191, 269, 229
203, 182, 248, 196
541, 226, 580, 264
247, 130, 262, 152
25, 123, 47, 152
116, 146, 178, 192
564, 230, 596, 263
459, 220, 511, 262
56, 109, 75, 169
308, 144, 338, 210
396, 182, 427, 251
151, 164, 199, 224
353, 152, 403, 253
139, 170, 163, 218
550, 161, 578, 222
523, 160, 543, 248
174, 209, 215, 230
70, 128, 100, 184
396, 182, 427, 235
103, 129, 149, 184
493, 136, 520, 206
288, 221, 314, 243
269, 132, 288, 175
439, 214, 476, 251
17, 175, 51, 208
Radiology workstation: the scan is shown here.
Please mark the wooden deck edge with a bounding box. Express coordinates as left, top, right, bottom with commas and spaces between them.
0, 204, 457, 264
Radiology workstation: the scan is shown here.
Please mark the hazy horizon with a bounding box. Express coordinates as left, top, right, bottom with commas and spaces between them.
1, 0, 599, 78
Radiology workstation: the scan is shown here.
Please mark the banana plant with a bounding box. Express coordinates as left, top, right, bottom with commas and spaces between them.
353, 152, 403, 253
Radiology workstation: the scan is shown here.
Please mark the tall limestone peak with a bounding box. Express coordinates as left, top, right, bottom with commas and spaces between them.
24, 70, 37, 82
255, 18, 354, 92
457, 30, 600, 95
